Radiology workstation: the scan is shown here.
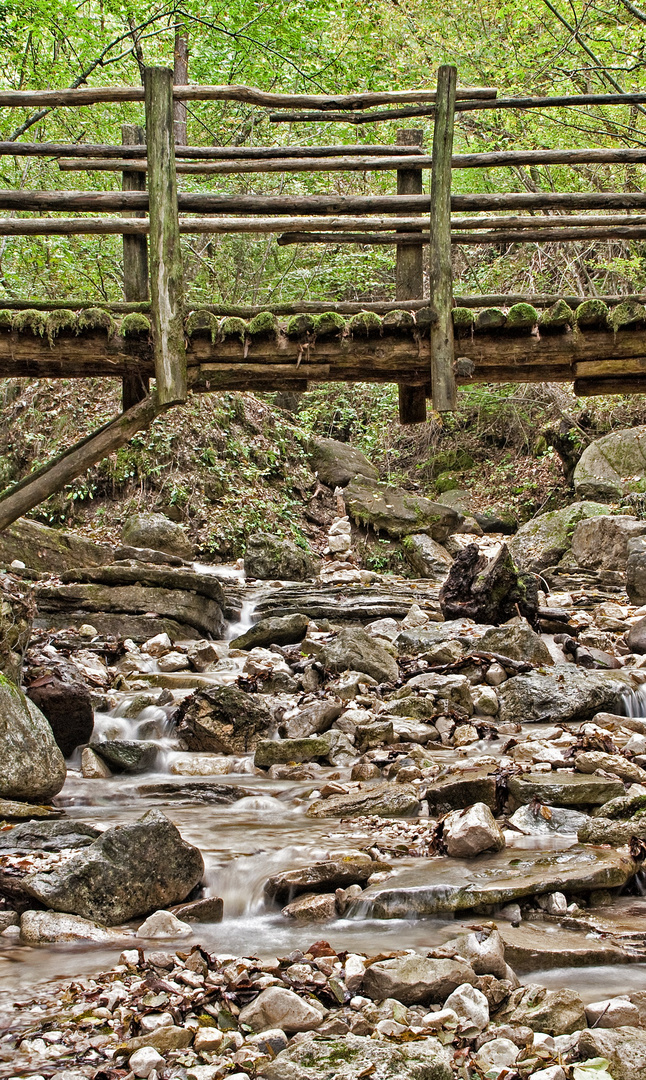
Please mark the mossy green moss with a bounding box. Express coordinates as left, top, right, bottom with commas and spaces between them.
0, 310, 12, 331
475, 307, 506, 332
382, 309, 415, 333
538, 299, 573, 333
120, 313, 151, 338
219, 316, 248, 343
46, 309, 77, 345
185, 310, 217, 341
77, 308, 115, 336
609, 300, 646, 331
452, 307, 475, 335
348, 310, 382, 337
286, 313, 315, 339
574, 299, 609, 328
312, 311, 346, 338
506, 303, 539, 332
13, 310, 47, 337
247, 311, 278, 338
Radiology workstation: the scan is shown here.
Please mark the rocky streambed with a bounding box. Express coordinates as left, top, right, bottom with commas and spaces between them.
5, 512, 646, 1079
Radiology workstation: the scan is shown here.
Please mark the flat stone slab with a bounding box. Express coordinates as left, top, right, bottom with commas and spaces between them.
0, 798, 63, 821
351, 846, 636, 918
495, 920, 633, 973
508, 772, 625, 807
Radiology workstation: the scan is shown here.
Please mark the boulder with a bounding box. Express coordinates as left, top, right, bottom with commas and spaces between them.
402, 534, 454, 577
571, 514, 646, 571
443, 983, 489, 1035
259, 1033, 452, 1080
508, 805, 589, 836
425, 770, 497, 815
174, 686, 272, 754
229, 612, 309, 650
0, 573, 33, 683
121, 513, 192, 560
496, 984, 586, 1035
575, 750, 646, 785
23, 808, 204, 924
363, 955, 477, 1005
309, 437, 379, 487
255, 735, 334, 768
93, 740, 159, 774
20, 910, 124, 944
508, 773, 624, 807
473, 621, 553, 666
264, 856, 375, 904
578, 1026, 646, 1079
281, 699, 343, 739
443, 803, 506, 858
0, 819, 100, 852
282, 892, 337, 921
26, 676, 93, 758
574, 425, 646, 501
627, 614, 646, 652
244, 532, 314, 581
0, 517, 112, 573
497, 671, 627, 725
509, 501, 610, 572
239, 986, 325, 1033
306, 783, 420, 819
439, 544, 538, 626
578, 817, 646, 845
627, 539, 646, 605
0, 680, 66, 803
344, 478, 460, 541
312, 627, 399, 684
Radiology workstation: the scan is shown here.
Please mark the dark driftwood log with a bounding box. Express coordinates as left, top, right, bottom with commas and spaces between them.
429, 65, 457, 412
439, 543, 539, 626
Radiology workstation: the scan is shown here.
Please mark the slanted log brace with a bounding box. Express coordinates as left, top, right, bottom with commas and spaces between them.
144, 66, 187, 406
429, 64, 457, 412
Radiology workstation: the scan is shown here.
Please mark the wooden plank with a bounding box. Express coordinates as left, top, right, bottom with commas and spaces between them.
574, 376, 646, 396
0, 142, 425, 159
144, 66, 187, 406
121, 124, 150, 412
573, 358, 646, 378
429, 65, 457, 412
0, 395, 163, 532
396, 129, 426, 424
278, 226, 646, 244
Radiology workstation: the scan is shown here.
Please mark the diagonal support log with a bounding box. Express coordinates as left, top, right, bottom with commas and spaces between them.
0, 395, 166, 532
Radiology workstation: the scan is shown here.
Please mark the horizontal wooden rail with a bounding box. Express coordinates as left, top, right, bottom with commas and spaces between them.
0, 84, 496, 109
277, 225, 646, 244
0, 142, 425, 160
57, 146, 646, 175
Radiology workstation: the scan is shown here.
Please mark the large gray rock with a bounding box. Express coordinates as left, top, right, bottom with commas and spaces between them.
0, 819, 100, 852
578, 1026, 646, 1079
240, 986, 325, 1034
0, 680, 66, 803
496, 985, 586, 1035
570, 514, 646, 571
265, 856, 374, 904
311, 627, 399, 684
259, 1033, 452, 1080
508, 772, 625, 807
443, 802, 506, 857
509, 502, 610, 572
363, 955, 477, 1005
23, 808, 204, 924
574, 425, 646, 501
93, 739, 159, 774
309, 437, 378, 487
344, 478, 460, 541
255, 734, 334, 768
473, 621, 553, 666
497, 671, 627, 725
27, 676, 93, 758
0, 517, 112, 573
230, 612, 309, 650
244, 532, 314, 581
306, 783, 420, 819
402, 534, 453, 577
175, 686, 272, 754
122, 513, 192, 560
20, 910, 124, 944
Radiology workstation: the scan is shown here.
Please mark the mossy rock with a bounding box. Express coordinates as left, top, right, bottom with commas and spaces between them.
13, 309, 47, 337
452, 307, 475, 336
435, 471, 461, 493
0, 310, 12, 331
247, 311, 278, 339
539, 299, 573, 334
45, 309, 77, 344
312, 311, 346, 338
77, 308, 115, 336
609, 300, 646, 332
349, 310, 382, 337
429, 449, 475, 477
286, 313, 315, 340
120, 313, 152, 338
382, 309, 415, 333
574, 299, 609, 329
415, 307, 435, 331
185, 310, 217, 341
475, 307, 506, 333
506, 303, 539, 333
219, 316, 247, 343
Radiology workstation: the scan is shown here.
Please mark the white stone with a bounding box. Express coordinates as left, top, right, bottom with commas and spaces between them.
79, 623, 98, 638
444, 983, 489, 1034
238, 986, 325, 1033
329, 517, 352, 535
375, 1018, 407, 1036
584, 996, 640, 1028
142, 633, 173, 657
193, 1027, 223, 1052
10, 559, 25, 569
136, 910, 193, 939
344, 953, 366, 992
474, 1037, 520, 1072
365, 618, 400, 642
443, 802, 505, 858
536, 891, 567, 916
140, 1012, 174, 1033
485, 662, 508, 686
401, 604, 430, 629
625, 733, 646, 754
421, 1009, 458, 1029
157, 651, 189, 672
169, 755, 232, 776
328, 534, 352, 553
20, 911, 123, 944
530, 1068, 566, 1080
498, 903, 522, 924
129, 1047, 164, 1078
81, 746, 112, 779
471, 684, 499, 716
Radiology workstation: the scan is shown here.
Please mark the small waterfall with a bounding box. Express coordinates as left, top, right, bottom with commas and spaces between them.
226, 598, 257, 642
622, 684, 646, 717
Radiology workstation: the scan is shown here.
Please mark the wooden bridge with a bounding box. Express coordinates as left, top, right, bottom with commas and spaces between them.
1, 65, 646, 528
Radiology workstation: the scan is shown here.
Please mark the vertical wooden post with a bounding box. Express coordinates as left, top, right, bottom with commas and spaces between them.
173, 30, 189, 146
121, 123, 149, 411
429, 64, 457, 412
144, 66, 187, 406
396, 129, 427, 424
